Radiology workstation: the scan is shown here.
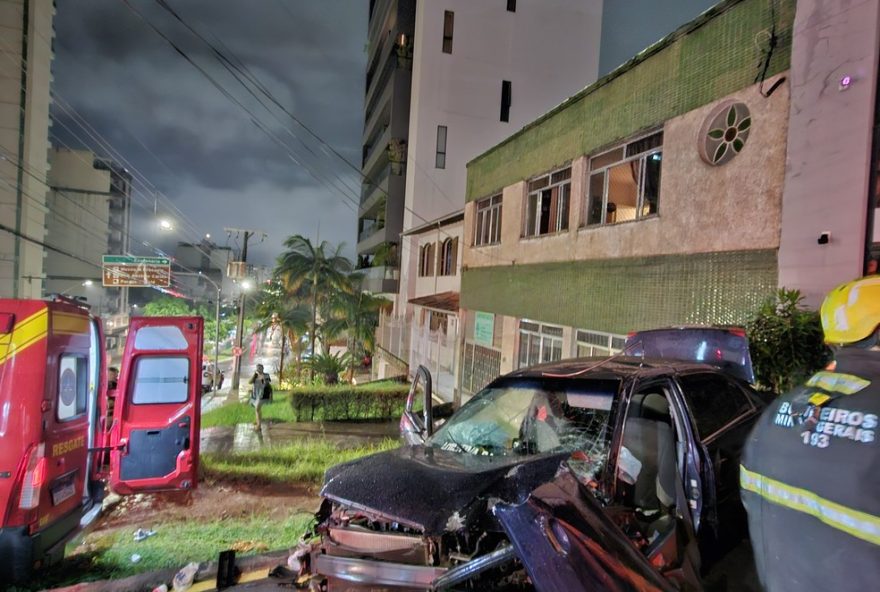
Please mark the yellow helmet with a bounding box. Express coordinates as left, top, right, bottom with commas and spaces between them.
820, 277, 880, 345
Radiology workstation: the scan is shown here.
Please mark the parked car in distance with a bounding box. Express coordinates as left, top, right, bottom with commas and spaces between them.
626, 325, 756, 385
303, 353, 766, 591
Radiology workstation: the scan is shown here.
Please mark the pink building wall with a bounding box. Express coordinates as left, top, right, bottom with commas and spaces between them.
778, 0, 880, 306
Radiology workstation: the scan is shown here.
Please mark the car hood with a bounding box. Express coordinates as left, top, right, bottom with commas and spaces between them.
320, 445, 569, 536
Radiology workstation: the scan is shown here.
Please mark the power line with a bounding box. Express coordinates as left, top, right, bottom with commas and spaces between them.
145, 0, 512, 268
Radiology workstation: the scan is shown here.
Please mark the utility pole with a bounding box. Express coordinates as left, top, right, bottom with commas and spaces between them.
225, 227, 265, 399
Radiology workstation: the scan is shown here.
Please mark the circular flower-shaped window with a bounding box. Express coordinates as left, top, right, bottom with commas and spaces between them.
699, 101, 751, 166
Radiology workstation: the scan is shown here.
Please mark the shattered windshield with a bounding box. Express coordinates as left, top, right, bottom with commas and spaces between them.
428, 377, 620, 463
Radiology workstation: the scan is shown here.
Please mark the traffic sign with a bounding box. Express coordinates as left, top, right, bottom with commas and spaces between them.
102, 255, 172, 288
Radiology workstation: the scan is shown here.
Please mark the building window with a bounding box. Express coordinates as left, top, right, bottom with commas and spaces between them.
575, 329, 626, 358
501, 80, 512, 122
518, 321, 563, 369
474, 195, 503, 246
523, 166, 571, 237
57, 355, 88, 421
585, 131, 663, 227
507, 0, 516, 12
435, 125, 447, 169
419, 243, 436, 277
439, 237, 458, 275
442, 11, 454, 54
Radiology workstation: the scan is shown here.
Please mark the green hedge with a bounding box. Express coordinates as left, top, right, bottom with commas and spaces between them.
289, 381, 410, 421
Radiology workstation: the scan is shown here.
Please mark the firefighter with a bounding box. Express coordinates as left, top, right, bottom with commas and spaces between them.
740, 277, 880, 591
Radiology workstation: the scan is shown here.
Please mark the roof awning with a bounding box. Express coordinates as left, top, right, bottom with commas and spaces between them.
408, 291, 459, 313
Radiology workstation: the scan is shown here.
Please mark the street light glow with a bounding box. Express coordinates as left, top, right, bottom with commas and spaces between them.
159, 219, 173, 231
82, 280, 93, 287
241, 280, 253, 291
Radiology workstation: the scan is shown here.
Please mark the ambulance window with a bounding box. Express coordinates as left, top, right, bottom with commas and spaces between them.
58, 355, 89, 421
133, 326, 188, 350
677, 373, 754, 441
132, 357, 189, 404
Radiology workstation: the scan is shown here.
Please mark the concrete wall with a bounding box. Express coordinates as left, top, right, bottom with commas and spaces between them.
44, 148, 111, 307
464, 75, 790, 269
466, 0, 795, 203
397, 0, 603, 310
0, 0, 54, 298
777, 0, 880, 306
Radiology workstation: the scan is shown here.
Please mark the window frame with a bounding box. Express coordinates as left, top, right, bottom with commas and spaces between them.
131, 355, 191, 406
419, 242, 436, 277
435, 125, 447, 169
473, 195, 503, 246
517, 320, 564, 369
575, 329, 627, 358
442, 11, 454, 54
584, 131, 663, 228
57, 354, 89, 422
523, 166, 572, 238
439, 237, 458, 276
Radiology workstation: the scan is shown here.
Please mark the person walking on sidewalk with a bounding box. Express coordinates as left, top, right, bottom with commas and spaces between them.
248, 364, 271, 430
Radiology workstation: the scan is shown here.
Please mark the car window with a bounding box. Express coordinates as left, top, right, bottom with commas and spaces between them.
428, 377, 619, 468
677, 373, 754, 440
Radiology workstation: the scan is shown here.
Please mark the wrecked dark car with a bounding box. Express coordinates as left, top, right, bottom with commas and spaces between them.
303, 356, 766, 591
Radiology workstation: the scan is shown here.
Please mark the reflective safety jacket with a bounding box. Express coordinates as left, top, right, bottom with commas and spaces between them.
741, 349, 880, 591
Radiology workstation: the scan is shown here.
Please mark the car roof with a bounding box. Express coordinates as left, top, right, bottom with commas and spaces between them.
502, 356, 729, 382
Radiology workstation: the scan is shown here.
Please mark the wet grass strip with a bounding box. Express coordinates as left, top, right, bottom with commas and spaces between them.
16, 514, 314, 589
201, 391, 296, 427
201, 438, 400, 484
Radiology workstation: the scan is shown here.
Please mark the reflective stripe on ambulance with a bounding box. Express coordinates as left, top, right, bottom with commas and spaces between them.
741, 465, 880, 546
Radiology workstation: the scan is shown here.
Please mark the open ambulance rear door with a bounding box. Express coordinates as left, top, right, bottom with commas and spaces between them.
108, 316, 203, 495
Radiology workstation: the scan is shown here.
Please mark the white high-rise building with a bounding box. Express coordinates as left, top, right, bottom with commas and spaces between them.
368, 0, 603, 400
0, 0, 55, 298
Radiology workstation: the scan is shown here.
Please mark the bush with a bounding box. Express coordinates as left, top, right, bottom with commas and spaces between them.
304, 351, 350, 384
289, 381, 410, 421
746, 288, 831, 394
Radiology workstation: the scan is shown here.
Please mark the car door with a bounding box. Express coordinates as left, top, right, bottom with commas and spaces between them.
400, 365, 434, 445
109, 316, 203, 495
496, 470, 678, 592
674, 371, 760, 548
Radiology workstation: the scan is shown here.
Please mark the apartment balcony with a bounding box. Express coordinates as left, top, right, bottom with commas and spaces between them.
360, 167, 390, 217
357, 223, 395, 255
362, 126, 392, 176
358, 265, 400, 294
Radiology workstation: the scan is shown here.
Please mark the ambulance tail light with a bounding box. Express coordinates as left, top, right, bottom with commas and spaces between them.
18, 443, 47, 510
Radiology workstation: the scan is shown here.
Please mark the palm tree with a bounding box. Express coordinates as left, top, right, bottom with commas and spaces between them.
276, 235, 353, 379
253, 279, 311, 382
324, 273, 389, 380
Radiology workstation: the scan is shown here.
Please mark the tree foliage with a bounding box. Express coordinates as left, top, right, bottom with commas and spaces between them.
746, 288, 832, 394
142, 296, 193, 317
276, 235, 353, 378
255, 235, 382, 386
141, 295, 236, 352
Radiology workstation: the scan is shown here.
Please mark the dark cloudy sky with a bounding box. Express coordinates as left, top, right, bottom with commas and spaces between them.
52, 0, 367, 267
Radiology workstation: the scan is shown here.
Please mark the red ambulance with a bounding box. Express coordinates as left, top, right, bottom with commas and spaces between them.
0, 297, 203, 584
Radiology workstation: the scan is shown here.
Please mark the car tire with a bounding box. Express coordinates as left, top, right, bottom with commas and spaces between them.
0, 527, 34, 586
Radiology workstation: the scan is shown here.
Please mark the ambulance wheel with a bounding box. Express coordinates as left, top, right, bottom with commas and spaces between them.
0, 528, 34, 585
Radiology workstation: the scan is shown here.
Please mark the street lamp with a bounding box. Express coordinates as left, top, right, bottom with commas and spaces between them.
229, 279, 254, 399
159, 219, 174, 231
